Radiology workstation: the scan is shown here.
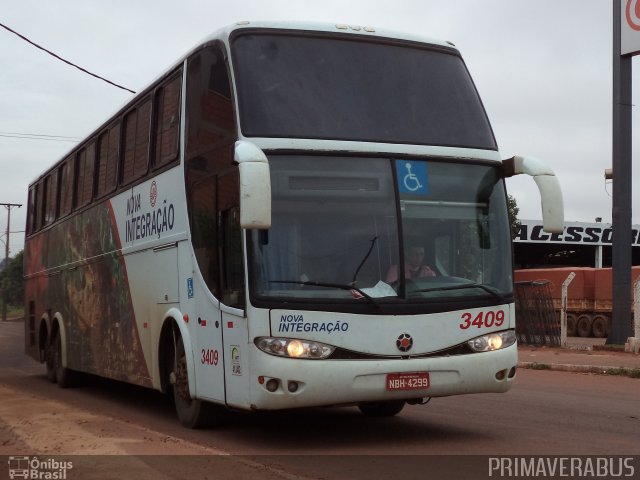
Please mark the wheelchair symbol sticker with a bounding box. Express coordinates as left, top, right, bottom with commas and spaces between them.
396, 160, 428, 195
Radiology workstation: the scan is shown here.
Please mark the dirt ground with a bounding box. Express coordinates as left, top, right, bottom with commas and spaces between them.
0, 382, 306, 480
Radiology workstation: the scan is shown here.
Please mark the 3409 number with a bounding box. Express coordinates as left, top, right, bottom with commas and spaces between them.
201, 349, 219, 366
459, 310, 505, 330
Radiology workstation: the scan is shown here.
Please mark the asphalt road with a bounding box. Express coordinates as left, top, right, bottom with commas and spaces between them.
0, 320, 638, 480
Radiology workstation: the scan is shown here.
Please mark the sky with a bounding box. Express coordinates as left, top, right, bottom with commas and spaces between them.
1, 0, 639, 256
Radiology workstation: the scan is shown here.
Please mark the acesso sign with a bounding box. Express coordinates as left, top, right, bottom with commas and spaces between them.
513, 220, 640, 246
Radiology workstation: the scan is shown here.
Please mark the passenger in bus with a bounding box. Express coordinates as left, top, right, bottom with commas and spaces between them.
385, 246, 436, 283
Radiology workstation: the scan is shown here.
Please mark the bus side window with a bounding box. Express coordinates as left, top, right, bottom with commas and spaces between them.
43, 171, 58, 226
34, 181, 44, 231
154, 71, 182, 169
185, 43, 239, 307
75, 146, 95, 208
218, 173, 244, 309
26, 187, 35, 235
96, 123, 119, 198
190, 175, 219, 296
59, 155, 75, 217
122, 98, 151, 185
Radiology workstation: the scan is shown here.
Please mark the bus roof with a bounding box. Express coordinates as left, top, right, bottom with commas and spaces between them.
210, 20, 456, 51
28, 21, 460, 185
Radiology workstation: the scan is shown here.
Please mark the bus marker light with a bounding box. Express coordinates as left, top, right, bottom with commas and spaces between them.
183, 314, 189, 323
258, 376, 265, 384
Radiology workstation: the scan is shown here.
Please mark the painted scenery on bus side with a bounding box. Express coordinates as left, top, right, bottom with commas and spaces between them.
24, 201, 150, 385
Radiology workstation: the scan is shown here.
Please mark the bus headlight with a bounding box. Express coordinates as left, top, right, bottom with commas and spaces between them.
255, 337, 334, 359
467, 330, 516, 352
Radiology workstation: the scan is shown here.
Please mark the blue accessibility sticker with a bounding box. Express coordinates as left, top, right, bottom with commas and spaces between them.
396, 160, 429, 195
187, 277, 194, 299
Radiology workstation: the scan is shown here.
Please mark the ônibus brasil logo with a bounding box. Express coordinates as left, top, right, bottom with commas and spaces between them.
7, 456, 73, 479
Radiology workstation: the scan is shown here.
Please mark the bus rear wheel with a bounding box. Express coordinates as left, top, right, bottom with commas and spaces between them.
171, 340, 214, 429
53, 330, 76, 388
358, 400, 405, 417
45, 337, 57, 383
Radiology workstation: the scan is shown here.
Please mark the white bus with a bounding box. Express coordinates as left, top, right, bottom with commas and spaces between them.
24, 21, 563, 427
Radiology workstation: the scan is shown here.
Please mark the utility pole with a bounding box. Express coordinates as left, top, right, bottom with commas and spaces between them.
1, 203, 22, 322
610, 0, 634, 344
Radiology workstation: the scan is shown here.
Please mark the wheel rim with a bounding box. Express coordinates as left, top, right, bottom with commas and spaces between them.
174, 346, 192, 405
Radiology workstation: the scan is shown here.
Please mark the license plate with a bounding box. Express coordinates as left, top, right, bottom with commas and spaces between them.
386, 372, 430, 391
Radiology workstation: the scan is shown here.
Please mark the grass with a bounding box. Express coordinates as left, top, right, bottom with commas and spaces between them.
528, 363, 551, 370
605, 368, 640, 379
0, 303, 24, 319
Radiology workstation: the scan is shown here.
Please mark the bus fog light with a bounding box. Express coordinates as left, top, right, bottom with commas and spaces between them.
255, 337, 335, 359
467, 330, 516, 352
266, 378, 279, 392
287, 381, 299, 392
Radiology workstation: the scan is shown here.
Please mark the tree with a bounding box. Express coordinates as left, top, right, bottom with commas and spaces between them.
0, 250, 24, 306
507, 194, 520, 238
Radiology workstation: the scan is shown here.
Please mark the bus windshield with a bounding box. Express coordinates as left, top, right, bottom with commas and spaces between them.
232, 32, 496, 149
248, 156, 513, 308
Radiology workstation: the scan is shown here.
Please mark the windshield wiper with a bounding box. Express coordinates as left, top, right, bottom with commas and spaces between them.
351, 236, 377, 284
410, 281, 503, 300
269, 280, 379, 307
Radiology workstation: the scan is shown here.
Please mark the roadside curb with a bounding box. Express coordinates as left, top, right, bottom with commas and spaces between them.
518, 361, 640, 378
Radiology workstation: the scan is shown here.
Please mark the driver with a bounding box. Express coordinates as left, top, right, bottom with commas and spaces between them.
385, 246, 436, 283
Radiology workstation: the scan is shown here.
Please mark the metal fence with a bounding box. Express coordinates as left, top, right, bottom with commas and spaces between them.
514, 280, 560, 346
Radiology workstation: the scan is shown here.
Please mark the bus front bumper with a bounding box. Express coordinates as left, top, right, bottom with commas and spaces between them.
247, 343, 517, 410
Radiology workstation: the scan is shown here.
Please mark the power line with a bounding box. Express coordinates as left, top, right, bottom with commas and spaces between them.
0, 133, 78, 143
0, 131, 80, 140
0, 20, 136, 94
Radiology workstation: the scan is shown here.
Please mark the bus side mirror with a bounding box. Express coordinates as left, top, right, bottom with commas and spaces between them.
234, 141, 272, 229
502, 155, 564, 233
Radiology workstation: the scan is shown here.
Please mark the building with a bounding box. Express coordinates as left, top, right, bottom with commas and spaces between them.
513, 219, 640, 269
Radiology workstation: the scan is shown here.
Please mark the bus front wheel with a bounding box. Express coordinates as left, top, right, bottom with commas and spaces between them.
358, 400, 405, 417
171, 340, 214, 429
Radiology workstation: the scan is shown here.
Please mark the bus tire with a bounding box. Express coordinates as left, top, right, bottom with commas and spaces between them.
172, 340, 214, 429
592, 315, 608, 338
53, 330, 77, 388
576, 314, 593, 338
358, 400, 405, 417
45, 338, 57, 383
